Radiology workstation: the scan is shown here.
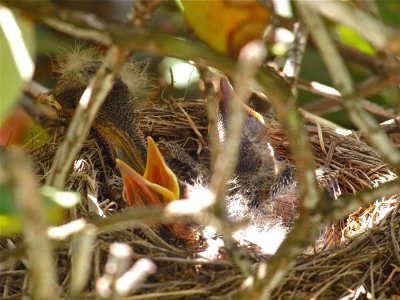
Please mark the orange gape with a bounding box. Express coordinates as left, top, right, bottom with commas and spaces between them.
116, 136, 203, 251
116, 136, 179, 207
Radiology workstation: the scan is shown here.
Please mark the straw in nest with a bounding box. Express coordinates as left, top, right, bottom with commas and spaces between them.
0, 98, 399, 299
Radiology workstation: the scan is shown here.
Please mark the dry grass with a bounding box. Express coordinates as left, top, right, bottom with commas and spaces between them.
1, 99, 399, 299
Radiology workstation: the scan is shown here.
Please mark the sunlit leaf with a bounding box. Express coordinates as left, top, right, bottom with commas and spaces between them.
0, 185, 80, 236
336, 25, 376, 55
0, 8, 36, 123
40, 185, 80, 208
179, 0, 271, 57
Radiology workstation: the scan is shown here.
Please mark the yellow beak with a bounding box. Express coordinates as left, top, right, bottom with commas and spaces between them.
144, 136, 179, 200
37, 91, 63, 111
116, 137, 203, 251
116, 136, 180, 208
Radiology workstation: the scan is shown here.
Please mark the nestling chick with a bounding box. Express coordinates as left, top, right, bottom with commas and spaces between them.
39, 48, 153, 174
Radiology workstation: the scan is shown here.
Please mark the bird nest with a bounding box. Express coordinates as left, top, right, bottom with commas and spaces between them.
1, 99, 399, 299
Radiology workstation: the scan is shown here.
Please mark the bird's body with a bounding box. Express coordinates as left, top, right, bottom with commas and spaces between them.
40, 51, 150, 174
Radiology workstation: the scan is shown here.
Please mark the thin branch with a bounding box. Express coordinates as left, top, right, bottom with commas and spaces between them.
197, 66, 219, 169
333, 40, 386, 72
209, 41, 267, 276
5, 149, 58, 300
298, 78, 397, 119
299, 69, 400, 118
283, 21, 308, 84
129, 0, 164, 27
1, 177, 398, 270
3, 2, 326, 278
69, 224, 97, 299
310, 0, 400, 55
356, 67, 400, 100
19, 81, 57, 127
298, 108, 348, 132
24, 80, 48, 98
298, 2, 400, 171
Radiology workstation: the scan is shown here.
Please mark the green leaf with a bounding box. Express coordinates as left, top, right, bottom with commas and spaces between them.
40, 185, 81, 208
336, 25, 376, 55
0, 186, 21, 236
0, 185, 80, 236
0, 8, 36, 123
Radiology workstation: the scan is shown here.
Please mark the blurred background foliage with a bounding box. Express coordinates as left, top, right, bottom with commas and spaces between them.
1, 0, 399, 149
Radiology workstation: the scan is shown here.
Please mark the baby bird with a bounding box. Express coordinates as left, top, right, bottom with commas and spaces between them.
39, 49, 150, 174
216, 77, 299, 255
115, 77, 303, 256
117, 136, 205, 250
39, 49, 337, 256
216, 78, 342, 254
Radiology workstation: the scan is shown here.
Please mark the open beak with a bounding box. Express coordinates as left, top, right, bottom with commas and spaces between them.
116, 136, 179, 208
219, 77, 265, 125
144, 136, 179, 200
116, 137, 201, 250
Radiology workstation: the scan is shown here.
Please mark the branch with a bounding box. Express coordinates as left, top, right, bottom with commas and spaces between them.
297, 76, 398, 119
310, 0, 400, 55
197, 66, 220, 168
5, 0, 322, 247
4, 149, 58, 300
333, 40, 386, 72
208, 42, 267, 275
298, 2, 400, 172
283, 21, 308, 84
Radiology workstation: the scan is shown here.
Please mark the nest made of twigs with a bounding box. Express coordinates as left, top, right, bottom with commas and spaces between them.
1, 99, 399, 299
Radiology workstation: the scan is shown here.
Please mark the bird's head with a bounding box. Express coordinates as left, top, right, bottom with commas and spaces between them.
37, 48, 152, 119
37, 48, 153, 174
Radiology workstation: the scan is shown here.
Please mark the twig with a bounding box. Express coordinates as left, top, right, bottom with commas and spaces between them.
20, 81, 57, 126
96, 243, 133, 299
45, 46, 130, 189
282, 21, 308, 84
116, 289, 209, 299
197, 66, 219, 169
19, 95, 55, 127
266, 11, 390, 72
245, 60, 325, 300
299, 71, 400, 118
5, 149, 58, 300
24, 80, 48, 98
175, 102, 207, 146
69, 224, 97, 299
299, 108, 349, 132
310, 0, 400, 55
356, 68, 400, 100
114, 258, 156, 296
333, 40, 385, 72
329, 178, 400, 220
209, 41, 267, 276
390, 204, 400, 264
129, 0, 164, 27
298, 2, 400, 171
